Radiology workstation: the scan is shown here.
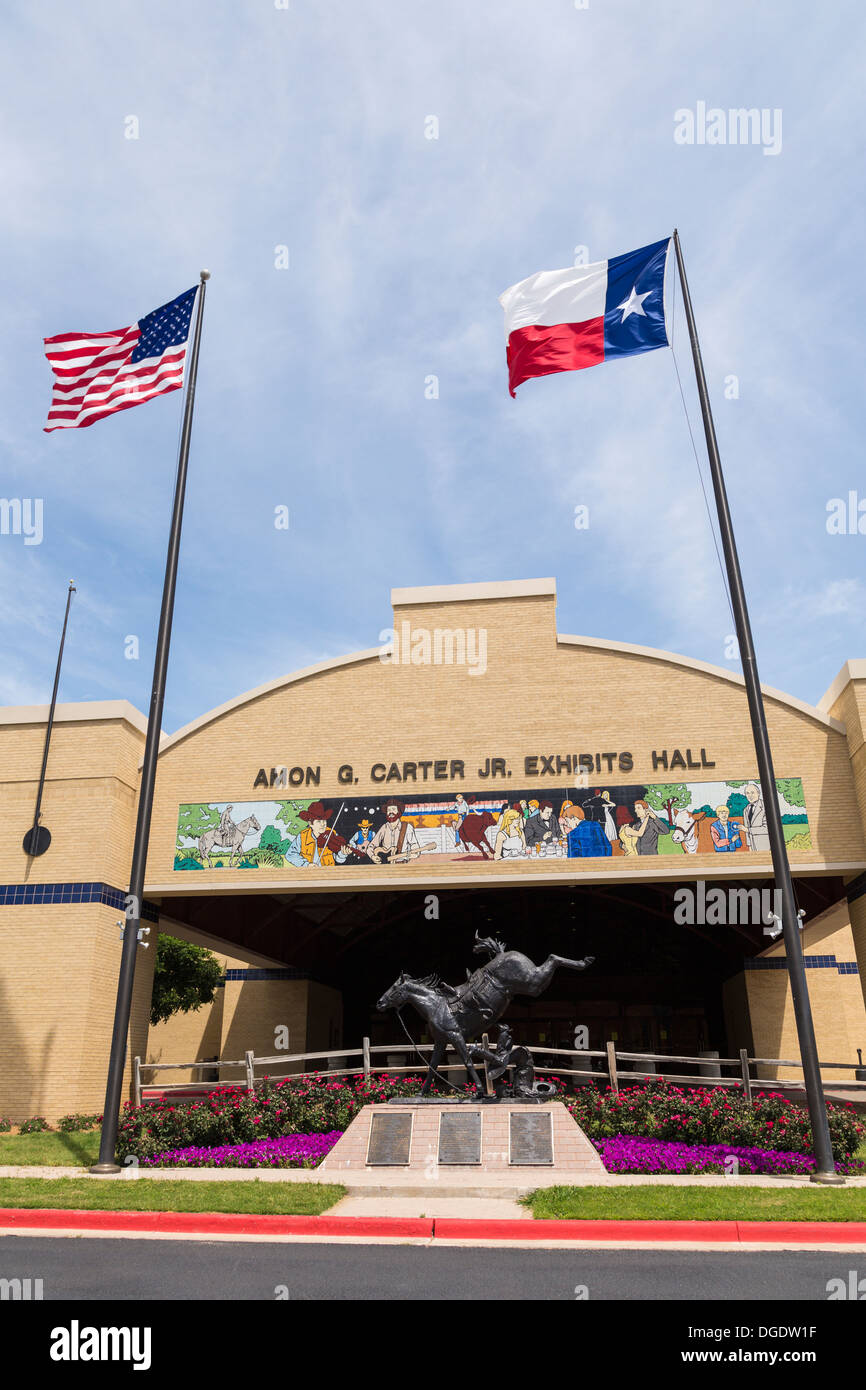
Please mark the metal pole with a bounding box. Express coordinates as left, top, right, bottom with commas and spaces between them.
672, 230, 839, 1182
91, 272, 210, 1174
23, 580, 75, 857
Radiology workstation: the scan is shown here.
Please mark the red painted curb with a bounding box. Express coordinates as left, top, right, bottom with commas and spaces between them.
736, 1221, 866, 1244
0, 1209, 432, 1239
434, 1219, 740, 1242
434, 1218, 866, 1243
1, 1209, 864, 1244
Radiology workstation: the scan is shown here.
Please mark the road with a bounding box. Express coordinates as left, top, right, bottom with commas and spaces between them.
0, 1235, 858, 1301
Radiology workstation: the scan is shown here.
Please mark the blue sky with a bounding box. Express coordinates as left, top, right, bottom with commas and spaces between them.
2, 0, 864, 729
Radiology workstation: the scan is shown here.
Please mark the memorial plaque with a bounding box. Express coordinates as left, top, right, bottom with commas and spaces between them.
438, 1110, 482, 1165
509, 1110, 553, 1165
366, 1111, 413, 1166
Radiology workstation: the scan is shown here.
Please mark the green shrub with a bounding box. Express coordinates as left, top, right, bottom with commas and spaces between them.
0, 1117, 11, 1133
19, 1116, 51, 1133
57, 1112, 103, 1132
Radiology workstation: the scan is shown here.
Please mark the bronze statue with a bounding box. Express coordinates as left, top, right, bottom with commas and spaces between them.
376, 932, 594, 1097
466, 1025, 551, 1098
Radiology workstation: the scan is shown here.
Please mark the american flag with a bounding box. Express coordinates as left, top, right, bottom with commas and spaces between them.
43, 286, 198, 431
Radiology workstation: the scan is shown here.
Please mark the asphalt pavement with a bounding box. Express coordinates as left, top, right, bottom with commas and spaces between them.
0, 1235, 858, 1301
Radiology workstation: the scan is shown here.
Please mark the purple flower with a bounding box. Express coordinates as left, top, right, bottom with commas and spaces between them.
141, 1131, 343, 1169
593, 1134, 862, 1176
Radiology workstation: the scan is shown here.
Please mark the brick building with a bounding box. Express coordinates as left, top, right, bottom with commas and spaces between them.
1, 578, 865, 1120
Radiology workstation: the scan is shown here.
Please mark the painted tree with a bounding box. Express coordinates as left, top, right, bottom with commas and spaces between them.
275, 800, 310, 835
176, 803, 219, 851
643, 783, 689, 827
775, 778, 805, 809
150, 935, 223, 1026
258, 823, 291, 865
726, 791, 748, 819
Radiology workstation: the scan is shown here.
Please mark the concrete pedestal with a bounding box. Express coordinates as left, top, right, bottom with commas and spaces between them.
317, 1100, 605, 1178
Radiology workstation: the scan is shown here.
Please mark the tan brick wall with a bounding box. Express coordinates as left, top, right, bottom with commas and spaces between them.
144, 589, 866, 896
219, 978, 311, 1083
0, 901, 154, 1122
743, 899, 865, 1081
0, 714, 144, 888
0, 709, 150, 1121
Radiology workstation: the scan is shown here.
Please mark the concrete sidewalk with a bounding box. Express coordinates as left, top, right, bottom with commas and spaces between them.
1, 1164, 863, 1193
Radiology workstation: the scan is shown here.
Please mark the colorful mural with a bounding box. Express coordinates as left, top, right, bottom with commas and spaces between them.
173, 777, 811, 870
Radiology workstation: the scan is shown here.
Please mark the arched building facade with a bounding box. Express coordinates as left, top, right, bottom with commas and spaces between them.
2, 578, 865, 1119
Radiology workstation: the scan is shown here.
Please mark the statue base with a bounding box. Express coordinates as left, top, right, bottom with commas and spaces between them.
317, 1100, 606, 1176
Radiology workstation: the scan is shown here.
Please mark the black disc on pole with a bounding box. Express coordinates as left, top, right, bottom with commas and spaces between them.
23, 824, 51, 856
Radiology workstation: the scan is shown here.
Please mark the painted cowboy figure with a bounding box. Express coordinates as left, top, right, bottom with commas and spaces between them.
348, 818, 376, 855
367, 799, 422, 863
298, 801, 341, 866
218, 804, 236, 847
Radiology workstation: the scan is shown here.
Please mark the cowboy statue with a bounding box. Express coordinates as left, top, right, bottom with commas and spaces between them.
377, 932, 595, 1097
467, 1024, 548, 1098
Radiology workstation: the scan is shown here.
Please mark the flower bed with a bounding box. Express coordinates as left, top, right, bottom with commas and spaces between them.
140, 1131, 343, 1169
594, 1134, 864, 1177
565, 1082, 863, 1164
114, 1073, 863, 1169
115, 1074, 463, 1162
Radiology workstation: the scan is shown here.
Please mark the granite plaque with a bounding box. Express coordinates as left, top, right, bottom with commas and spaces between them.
438, 1110, 482, 1165
509, 1110, 553, 1165
366, 1111, 412, 1166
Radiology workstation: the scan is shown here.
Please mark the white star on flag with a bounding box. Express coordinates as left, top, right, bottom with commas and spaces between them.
617, 285, 651, 322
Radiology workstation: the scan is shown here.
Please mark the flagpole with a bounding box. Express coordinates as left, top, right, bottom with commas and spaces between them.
23, 579, 75, 858
91, 270, 210, 1174
671, 230, 840, 1183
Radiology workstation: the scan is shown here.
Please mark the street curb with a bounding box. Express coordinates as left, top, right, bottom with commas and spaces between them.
0, 1209, 431, 1238
1, 1209, 866, 1244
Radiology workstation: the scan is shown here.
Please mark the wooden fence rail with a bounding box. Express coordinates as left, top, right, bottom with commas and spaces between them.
132, 1040, 866, 1107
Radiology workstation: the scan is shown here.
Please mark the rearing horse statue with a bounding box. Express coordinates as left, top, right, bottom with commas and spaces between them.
376, 932, 595, 1095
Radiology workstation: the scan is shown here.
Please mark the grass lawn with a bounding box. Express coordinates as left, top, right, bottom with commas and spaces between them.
0, 1132, 102, 1166
526, 1184, 866, 1222
0, 1177, 345, 1216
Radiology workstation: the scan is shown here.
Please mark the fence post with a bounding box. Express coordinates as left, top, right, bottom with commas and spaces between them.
133, 1056, 142, 1109
739, 1048, 753, 1103
606, 1040, 619, 1096
362, 1036, 371, 1081
245, 1049, 255, 1092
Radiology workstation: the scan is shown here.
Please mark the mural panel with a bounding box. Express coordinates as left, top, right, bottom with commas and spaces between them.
174, 776, 810, 871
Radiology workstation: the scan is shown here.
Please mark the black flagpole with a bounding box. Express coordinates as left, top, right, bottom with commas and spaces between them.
672, 230, 840, 1183
23, 579, 75, 858
92, 270, 210, 1174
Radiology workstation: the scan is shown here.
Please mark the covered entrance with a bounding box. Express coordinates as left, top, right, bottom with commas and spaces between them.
156, 873, 849, 1067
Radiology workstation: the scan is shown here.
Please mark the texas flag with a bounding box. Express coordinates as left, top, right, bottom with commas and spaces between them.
499, 237, 671, 397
